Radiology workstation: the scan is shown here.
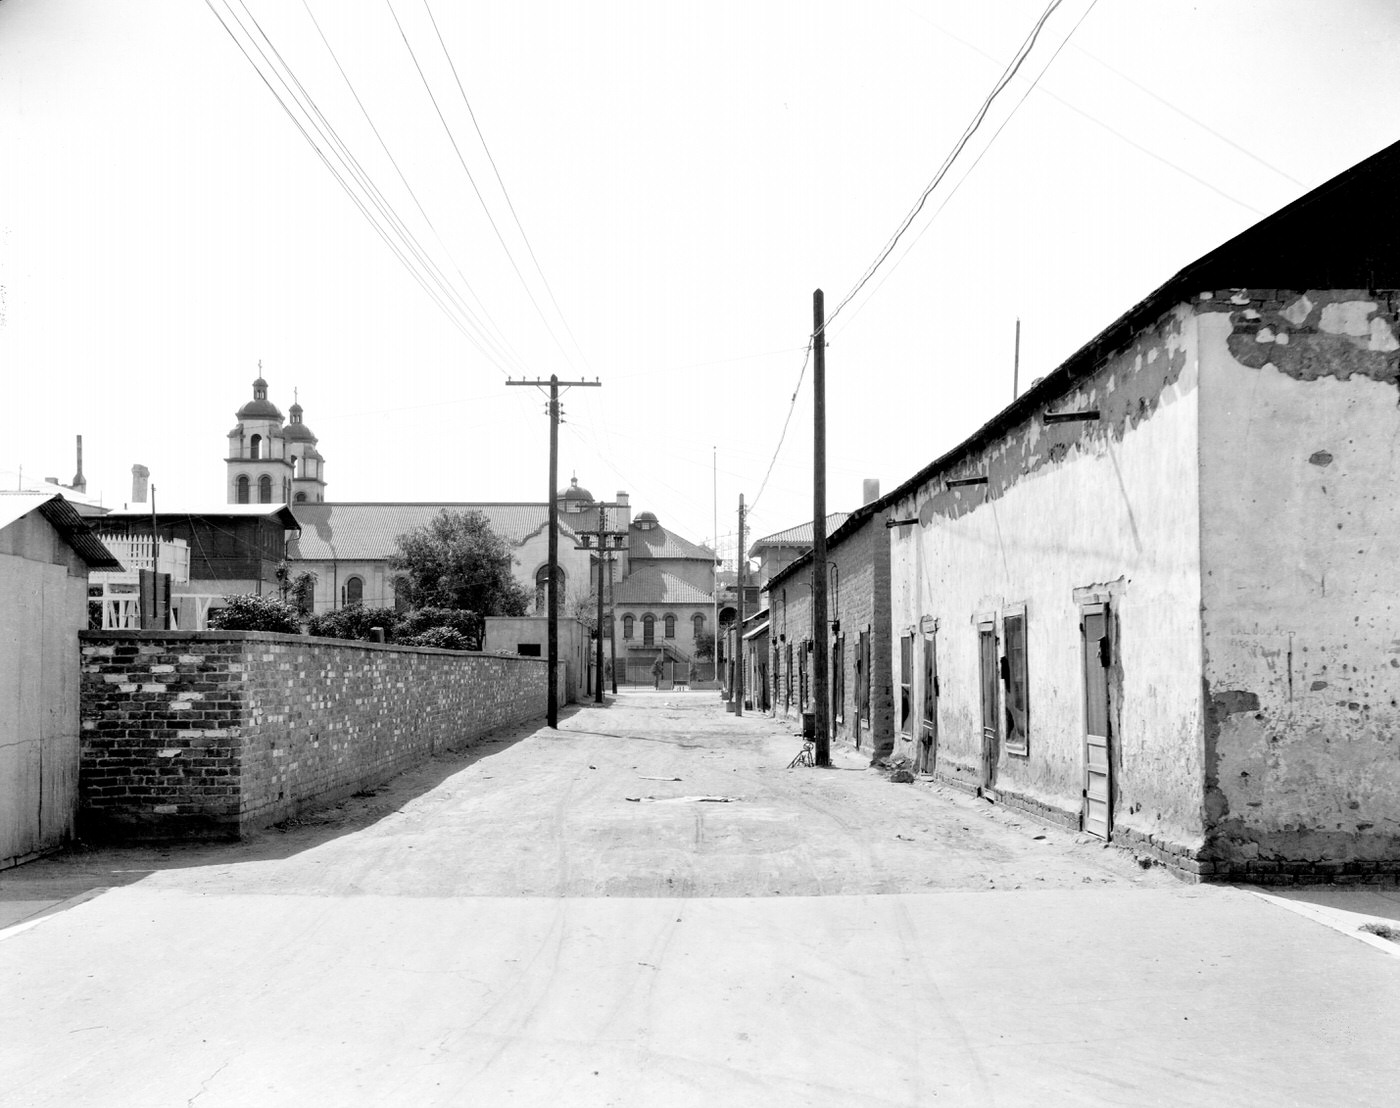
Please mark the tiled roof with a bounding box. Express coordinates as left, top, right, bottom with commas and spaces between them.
748, 512, 850, 556
287, 503, 577, 561
630, 523, 716, 562
612, 565, 715, 606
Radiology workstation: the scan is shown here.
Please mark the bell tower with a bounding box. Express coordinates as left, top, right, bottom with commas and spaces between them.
283, 391, 327, 504
226, 372, 294, 504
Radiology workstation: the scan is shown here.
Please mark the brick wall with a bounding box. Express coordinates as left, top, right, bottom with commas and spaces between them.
79, 631, 561, 842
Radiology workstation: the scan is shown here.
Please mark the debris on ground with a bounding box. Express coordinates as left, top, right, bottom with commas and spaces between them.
637, 775, 682, 781
1360, 922, 1400, 943
889, 768, 915, 783
624, 795, 738, 804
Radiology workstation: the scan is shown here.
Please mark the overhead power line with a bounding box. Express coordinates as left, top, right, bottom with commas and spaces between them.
828, 0, 1067, 329
386, 0, 582, 377
203, 0, 525, 376
299, 0, 531, 377
422, 0, 594, 377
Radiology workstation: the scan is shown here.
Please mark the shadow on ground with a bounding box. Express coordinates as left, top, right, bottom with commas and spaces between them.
0, 708, 557, 930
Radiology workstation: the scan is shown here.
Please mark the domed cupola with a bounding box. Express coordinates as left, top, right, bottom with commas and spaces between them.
283, 401, 318, 444
236, 376, 283, 420
557, 474, 595, 513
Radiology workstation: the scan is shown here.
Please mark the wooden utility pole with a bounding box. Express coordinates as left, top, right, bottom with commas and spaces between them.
507, 374, 600, 727
575, 502, 627, 704
607, 553, 618, 693
812, 290, 831, 767
736, 493, 746, 717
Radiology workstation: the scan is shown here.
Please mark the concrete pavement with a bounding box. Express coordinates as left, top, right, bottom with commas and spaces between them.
4, 690, 1400, 1106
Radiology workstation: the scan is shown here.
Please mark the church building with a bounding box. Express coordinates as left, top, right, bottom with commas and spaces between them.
226, 375, 326, 506
220, 378, 717, 669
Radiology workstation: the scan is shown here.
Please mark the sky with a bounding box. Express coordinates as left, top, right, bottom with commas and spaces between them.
3, 0, 1399, 569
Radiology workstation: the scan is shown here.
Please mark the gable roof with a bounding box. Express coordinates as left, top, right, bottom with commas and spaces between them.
0, 491, 122, 569
612, 565, 715, 606
881, 138, 1400, 517
286, 502, 579, 561
748, 512, 850, 557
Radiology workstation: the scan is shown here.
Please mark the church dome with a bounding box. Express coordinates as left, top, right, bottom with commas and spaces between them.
284, 402, 318, 442
236, 376, 283, 420
557, 475, 594, 503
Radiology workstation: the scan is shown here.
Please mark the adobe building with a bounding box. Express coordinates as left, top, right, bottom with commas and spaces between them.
885, 138, 1400, 882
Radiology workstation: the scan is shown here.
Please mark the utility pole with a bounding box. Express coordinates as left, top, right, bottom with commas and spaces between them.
812, 289, 831, 767
575, 502, 627, 704
736, 493, 746, 717
507, 373, 600, 727
607, 553, 618, 693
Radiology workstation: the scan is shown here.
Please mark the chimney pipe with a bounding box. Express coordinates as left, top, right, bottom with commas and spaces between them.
131, 464, 150, 504
71, 435, 87, 493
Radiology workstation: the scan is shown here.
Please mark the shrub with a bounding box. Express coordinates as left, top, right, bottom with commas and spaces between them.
400, 626, 469, 650
394, 607, 483, 651
307, 606, 398, 641
207, 594, 303, 634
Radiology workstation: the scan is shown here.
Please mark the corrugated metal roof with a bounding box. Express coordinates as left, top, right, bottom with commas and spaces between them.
286, 503, 578, 561
0, 491, 122, 569
612, 565, 715, 606
748, 512, 850, 556
100, 504, 300, 529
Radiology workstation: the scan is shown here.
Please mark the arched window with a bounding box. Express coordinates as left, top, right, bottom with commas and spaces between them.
535, 565, 564, 613
622, 614, 634, 639
344, 576, 363, 606
692, 613, 705, 639
258, 475, 272, 503
642, 614, 655, 646
250, 434, 262, 460
236, 475, 249, 504
664, 614, 676, 639
294, 491, 307, 503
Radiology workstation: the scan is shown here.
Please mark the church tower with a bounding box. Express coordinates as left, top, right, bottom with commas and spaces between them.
226, 375, 294, 504
283, 397, 327, 503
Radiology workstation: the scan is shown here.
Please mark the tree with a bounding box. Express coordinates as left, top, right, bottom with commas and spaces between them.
391, 510, 531, 617
693, 629, 716, 661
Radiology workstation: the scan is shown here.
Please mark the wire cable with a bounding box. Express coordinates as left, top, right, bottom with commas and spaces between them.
204, 0, 519, 374
234, 0, 526, 377
422, 0, 594, 376
300, 0, 532, 377
827, 0, 1068, 328
385, 0, 581, 375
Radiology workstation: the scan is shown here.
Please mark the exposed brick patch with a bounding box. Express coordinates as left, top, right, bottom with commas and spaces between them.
79, 630, 558, 842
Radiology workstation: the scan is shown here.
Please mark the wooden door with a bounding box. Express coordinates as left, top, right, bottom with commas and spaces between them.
1081, 604, 1112, 839
978, 623, 999, 793
918, 632, 938, 774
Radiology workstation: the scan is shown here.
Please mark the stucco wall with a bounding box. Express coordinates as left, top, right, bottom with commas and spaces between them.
1, 513, 89, 869
1197, 291, 1400, 874
889, 305, 1207, 856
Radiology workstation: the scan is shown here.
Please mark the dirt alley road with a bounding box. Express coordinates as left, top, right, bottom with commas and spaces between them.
4, 688, 1174, 906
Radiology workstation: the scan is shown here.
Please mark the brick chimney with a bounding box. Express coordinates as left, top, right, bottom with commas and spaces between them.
131, 464, 150, 503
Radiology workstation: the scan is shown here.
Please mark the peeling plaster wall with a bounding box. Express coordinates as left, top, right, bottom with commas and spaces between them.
889, 305, 1207, 852
1198, 291, 1400, 871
